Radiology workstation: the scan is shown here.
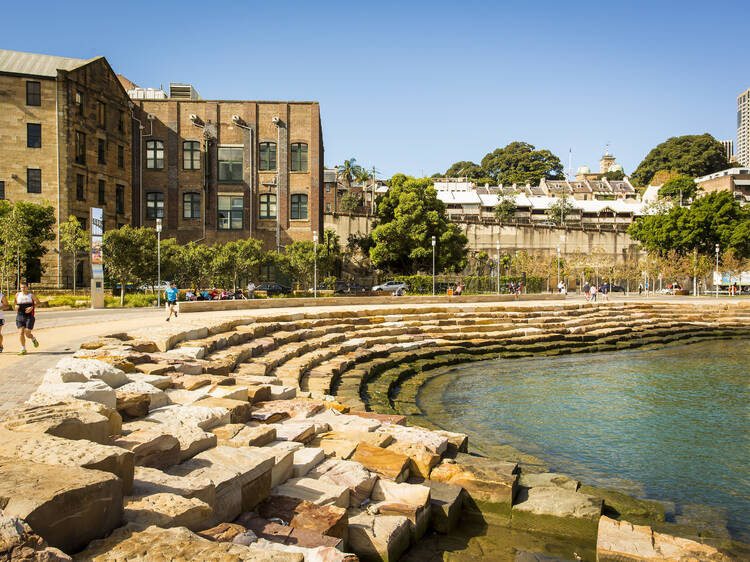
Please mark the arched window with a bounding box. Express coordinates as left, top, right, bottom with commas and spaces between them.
183, 141, 201, 170
259, 142, 277, 171
146, 140, 164, 169
290, 143, 308, 172
291, 194, 308, 220
259, 193, 277, 219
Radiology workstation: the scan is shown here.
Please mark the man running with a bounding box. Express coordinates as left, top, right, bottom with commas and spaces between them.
15, 282, 41, 355
0, 290, 9, 353
164, 282, 179, 322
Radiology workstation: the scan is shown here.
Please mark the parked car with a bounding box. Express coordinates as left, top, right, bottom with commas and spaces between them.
137, 281, 171, 292
256, 282, 292, 296
599, 283, 625, 293
342, 283, 367, 293
372, 281, 407, 292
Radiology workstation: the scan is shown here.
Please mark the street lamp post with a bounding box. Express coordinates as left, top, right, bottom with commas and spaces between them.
715, 243, 720, 299
155, 218, 162, 307
557, 246, 561, 291
496, 241, 501, 295
313, 231, 318, 299
431, 236, 436, 296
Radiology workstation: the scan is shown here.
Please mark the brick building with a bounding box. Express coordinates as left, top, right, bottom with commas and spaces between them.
694, 167, 750, 203
127, 82, 324, 252
0, 49, 133, 286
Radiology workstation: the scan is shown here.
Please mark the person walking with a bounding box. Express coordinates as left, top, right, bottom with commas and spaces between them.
164, 282, 179, 322
590, 284, 598, 302
0, 290, 9, 353
15, 282, 41, 355
638, 283, 643, 296
583, 281, 591, 301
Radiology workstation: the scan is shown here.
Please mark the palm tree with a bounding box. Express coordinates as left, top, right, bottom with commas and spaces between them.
337, 158, 362, 189
354, 167, 371, 185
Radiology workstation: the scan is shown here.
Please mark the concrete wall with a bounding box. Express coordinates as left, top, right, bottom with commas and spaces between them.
324, 214, 640, 262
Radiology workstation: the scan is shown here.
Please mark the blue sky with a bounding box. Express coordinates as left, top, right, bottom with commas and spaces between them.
4, 0, 746, 179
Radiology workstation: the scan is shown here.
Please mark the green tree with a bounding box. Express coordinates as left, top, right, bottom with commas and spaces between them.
370, 174, 468, 274
0, 202, 31, 292
0, 200, 55, 289
281, 240, 316, 288
630, 134, 729, 187
603, 169, 626, 181
628, 191, 750, 258
102, 226, 157, 305
58, 216, 89, 294
211, 238, 264, 290
658, 176, 698, 202
444, 161, 484, 179
494, 193, 517, 222
547, 196, 575, 225
480, 142, 563, 186
168, 241, 213, 290
339, 192, 362, 212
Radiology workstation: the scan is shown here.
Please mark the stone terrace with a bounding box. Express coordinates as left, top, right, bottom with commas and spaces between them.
0, 301, 747, 561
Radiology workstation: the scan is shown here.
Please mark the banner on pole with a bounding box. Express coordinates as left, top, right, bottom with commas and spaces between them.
90, 207, 104, 279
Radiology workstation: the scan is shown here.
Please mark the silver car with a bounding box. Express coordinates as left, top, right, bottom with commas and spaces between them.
372, 281, 406, 292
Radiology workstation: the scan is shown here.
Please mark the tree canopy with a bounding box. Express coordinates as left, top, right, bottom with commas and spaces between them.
0, 200, 56, 288
58, 216, 89, 293
658, 176, 698, 201
102, 226, 157, 304
444, 161, 484, 179
628, 191, 750, 258
630, 134, 730, 187
370, 174, 468, 274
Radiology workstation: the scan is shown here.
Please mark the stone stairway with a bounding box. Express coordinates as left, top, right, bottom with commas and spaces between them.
0, 301, 747, 561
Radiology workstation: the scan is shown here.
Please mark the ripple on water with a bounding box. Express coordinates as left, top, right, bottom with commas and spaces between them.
417, 339, 750, 542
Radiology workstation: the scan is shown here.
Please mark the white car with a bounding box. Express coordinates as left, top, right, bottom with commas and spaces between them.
138, 281, 172, 292
372, 281, 406, 292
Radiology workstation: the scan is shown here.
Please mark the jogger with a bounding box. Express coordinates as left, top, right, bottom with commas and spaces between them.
15, 283, 41, 355
164, 282, 179, 322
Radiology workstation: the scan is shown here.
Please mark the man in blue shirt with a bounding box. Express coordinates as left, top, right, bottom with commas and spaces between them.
164, 282, 179, 322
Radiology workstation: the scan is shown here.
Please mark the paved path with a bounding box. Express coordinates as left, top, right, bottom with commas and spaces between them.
0, 295, 741, 413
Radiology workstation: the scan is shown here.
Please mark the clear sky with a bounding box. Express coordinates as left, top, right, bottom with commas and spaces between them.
4, 0, 747, 179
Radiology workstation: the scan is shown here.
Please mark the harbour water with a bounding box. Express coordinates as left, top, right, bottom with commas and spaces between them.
417, 339, 750, 543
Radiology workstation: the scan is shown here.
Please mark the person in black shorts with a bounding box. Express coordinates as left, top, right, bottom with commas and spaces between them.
15, 282, 41, 355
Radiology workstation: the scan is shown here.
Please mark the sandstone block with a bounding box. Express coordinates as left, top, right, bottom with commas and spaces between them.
308, 459, 377, 508
254, 399, 325, 419
0, 514, 71, 561
352, 443, 410, 483
433, 429, 469, 456
134, 362, 174, 376
247, 385, 272, 404
123, 493, 213, 531
0, 457, 123, 554
0, 401, 119, 444
419, 479, 464, 534
228, 424, 278, 448
318, 430, 392, 448
29, 381, 116, 409
241, 515, 343, 551
292, 447, 326, 478
197, 521, 247, 542
194, 397, 252, 424
313, 438, 358, 460
371, 479, 431, 540
511, 486, 602, 541
250, 539, 355, 562
115, 392, 150, 420
275, 420, 317, 443
171, 374, 212, 390
116, 381, 169, 409
147, 404, 230, 430
132, 466, 216, 508
208, 385, 250, 401
76, 524, 304, 560
348, 411, 406, 426
386, 441, 440, 479
347, 510, 411, 562
266, 441, 300, 488
596, 516, 731, 562
518, 472, 579, 491
113, 429, 181, 468
54, 357, 130, 388
376, 424, 448, 455
273, 477, 349, 508
164, 388, 209, 405
256, 496, 348, 541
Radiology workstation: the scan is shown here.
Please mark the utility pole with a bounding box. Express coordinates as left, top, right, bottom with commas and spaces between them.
431, 236, 436, 296
156, 218, 162, 307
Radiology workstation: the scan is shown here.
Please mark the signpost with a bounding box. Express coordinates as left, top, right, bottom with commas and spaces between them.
90, 207, 105, 309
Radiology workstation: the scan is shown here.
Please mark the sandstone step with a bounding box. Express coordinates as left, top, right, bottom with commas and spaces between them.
347, 509, 411, 562
413, 478, 464, 534
256, 496, 349, 542
292, 447, 326, 478
352, 443, 410, 483
273, 477, 350, 508
132, 465, 216, 507
511, 486, 603, 542
239, 514, 344, 551
123, 492, 213, 531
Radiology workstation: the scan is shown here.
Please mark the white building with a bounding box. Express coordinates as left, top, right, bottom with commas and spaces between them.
738, 88, 750, 166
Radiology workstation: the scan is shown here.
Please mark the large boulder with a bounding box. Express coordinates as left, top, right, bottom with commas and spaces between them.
0, 401, 120, 444
123, 493, 213, 531
351, 444, 410, 483
0, 428, 134, 494
597, 516, 731, 561
0, 457, 123, 554
131, 466, 216, 508
146, 404, 230, 430
52, 357, 131, 388
28, 381, 116, 410
113, 429, 181, 469
347, 510, 411, 562
75, 524, 304, 561
308, 459, 377, 508
115, 381, 169, 409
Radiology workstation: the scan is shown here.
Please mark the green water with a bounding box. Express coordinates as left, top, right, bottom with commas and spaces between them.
417, 339, 750, 542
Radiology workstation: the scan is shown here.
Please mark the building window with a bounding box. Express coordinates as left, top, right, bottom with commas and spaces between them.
146, 140, 164, 169
146, 192, 164, 219
97, 101, 106, 128
0, 181, 5, 200
290, 143, 308, 172
326, 184, 331, 193
118, 110, 125, 133
26, 81, 41, 106
326, 202, 331, 212
75, 131, 86, 164
259, 193, 277, 219
183, 141, 201, 170
76, 174, 85, 201
218, 195, 243, 230
98, 180, 106, 205
118, 145, 124, 168
183, 192, 201, 219
27, 123, 41, 148
98, 138, 106, 164
218, 147, 243, 182
259, 142, 277, 171
27, 169, 41, 194
116, 186, 125, 215
291, 193, 308, 220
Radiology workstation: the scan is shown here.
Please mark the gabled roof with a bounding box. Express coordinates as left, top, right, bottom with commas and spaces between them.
0, 49, 89, 77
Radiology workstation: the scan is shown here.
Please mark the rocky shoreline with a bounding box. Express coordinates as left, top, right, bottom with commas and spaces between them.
1, 301, 748, 561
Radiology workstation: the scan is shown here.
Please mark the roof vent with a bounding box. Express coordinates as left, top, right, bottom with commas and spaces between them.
169, 83, 200, 100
